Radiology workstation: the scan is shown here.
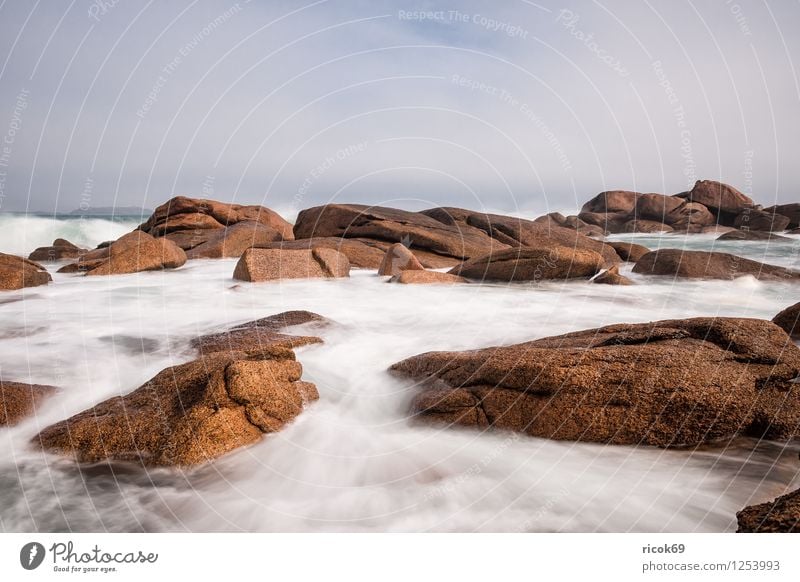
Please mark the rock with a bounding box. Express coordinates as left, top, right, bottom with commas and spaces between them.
0, 380, 57, 426
581, 190, 639, 214
676, 180, 755, 223
28, 239, 87, 262
34, 347, 318, 465
185, 221, 284, 259
607, 241, 650, 262
763, 203, 800, 229
139, 196, 294, 242
59, 231, 187, 276
577, 210, 631, 233
561, 215, 606, 238
391, 270, 468, 284
449, 246, 605, 282
622, 219, 674, 233
0, 253, 52, 290
233, 247, 350, 282
633, 249, 800, 281
391, 317, 800, 447
592, 265, 633, 285
772, 303, 800, 338
378, 243, 424, 276
422, 207, 620, 264
734, 209, 791, 232
717, 230, 792, 241
737, 488, 800, 532
666, 202, 715, 230
701, 225, 738, 235
191, 310, 327, 356
635, 194, 685, 222
295, 204, 506, 262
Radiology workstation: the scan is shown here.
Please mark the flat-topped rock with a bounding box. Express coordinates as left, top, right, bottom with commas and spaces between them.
391, 270, 468, 284
632, 249, 800, 280
233, 247, 350, 282
449, 245, 605, 282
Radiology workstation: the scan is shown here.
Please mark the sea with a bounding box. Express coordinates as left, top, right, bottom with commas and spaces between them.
0, 213, 799, 532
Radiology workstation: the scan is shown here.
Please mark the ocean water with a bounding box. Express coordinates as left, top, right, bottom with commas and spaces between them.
1, 216, 799, 532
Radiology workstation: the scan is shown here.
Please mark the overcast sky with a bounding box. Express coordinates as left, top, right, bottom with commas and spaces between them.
0, 0, 798, 216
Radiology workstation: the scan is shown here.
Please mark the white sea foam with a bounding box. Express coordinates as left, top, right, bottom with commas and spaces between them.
0, 225, 799, 532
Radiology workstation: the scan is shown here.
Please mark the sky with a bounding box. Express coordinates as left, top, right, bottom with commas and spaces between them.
0, 0, 798, 216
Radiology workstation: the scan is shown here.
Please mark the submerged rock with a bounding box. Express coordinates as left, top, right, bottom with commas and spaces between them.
0, 253, 52, 290
737, 488, 799, 532
592, 265, 633, 285
632, 249, 800, 281
390, 270, 468, 284
0, 380, 57, 426
717, 230, 792, 241
391, 317, 800, 447
378, 243, 424, 276
449, 246, 605, 282
233, 247, 350, 282
34, 347, 318, 466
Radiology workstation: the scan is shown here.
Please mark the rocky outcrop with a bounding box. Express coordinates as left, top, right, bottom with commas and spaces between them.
592, 265, 633, 285
34, 347, 318, 466
0, 253, 52, 290
632, 249, 800, 281
28, 239, 87, 262
763, 203, 800, 229
0, 380, 57, 426
391, 270, 468, 284
676, 180, 754, 223
378, 243, 424, 276
772, 303, 800, 339
607, 241, 650, 262
733, 209, 791, 232
191, 310, 327, 357
717, 230, 791, 242
184, 221, 284, 259
737, 488, 799, 532
449, 246, 605, 282
58, 231, 186, 276
391, 317, 800, 447
232, 247, 350, 282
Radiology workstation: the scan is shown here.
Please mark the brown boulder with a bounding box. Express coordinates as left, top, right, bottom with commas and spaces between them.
592, 265, 633, 285
733, 209, 791, 232
0, 253, 52, 290
576, 210, 630, 234
635, 193, 685, 222
701, 225, 738, 235
378, 243, 424, 276
391, 270, 468, 284
185, 221, 284, 259
763, 203, 800, 229
59, 231, 187, 276
28, 239, 87, 262
191, 310, 326, 356
34, 347, 317, 466
449, 245, 605, 282
677, 180, 754, 223
581, 190, 639, 214
391, 317, 800, 447
294, 204, 505, 261
139, 196, 294, 241
772, 303, 800, 339
607, 241, 650, 262
633, 249, 800, 281
717, 230, 791, 242
1, 380, 57, 426
233, 247, 350, 282
666, 202, 715, 230
737, 488, 800, 533
622, 219, 673, 233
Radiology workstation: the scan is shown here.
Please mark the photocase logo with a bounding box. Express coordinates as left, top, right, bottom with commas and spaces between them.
20, 542, 46, 570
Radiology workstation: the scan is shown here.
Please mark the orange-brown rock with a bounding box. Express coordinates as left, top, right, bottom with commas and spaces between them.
28, 239, 87, 262
763, 203, 800, 229
294, 204, 505, 262
191, 311, 326, 357
581, 190, 639, 215
391, 318, 800, 447
737, 488, 800, 532
139, 196, 294, 242
633, 249, 800, 281
185, 221, 284, 259
622, 219, 674, 233
34, 347, 317, 466
378, 243, 424, 276
592, 265, 633, 285
607, 241, 650, 262
717, 230, 791, 241
1, 380, 57, 426
233, 247, 350, 282
449, 245, 605, 282
772, 302, 800, 338
59, 231, 186, 276
733, 209, 791, 232
676, 180, 754, 223
635, 194, 684, 222
666, 202, 715, 230
391, 270, 468, 284
0, 253, 52, 290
